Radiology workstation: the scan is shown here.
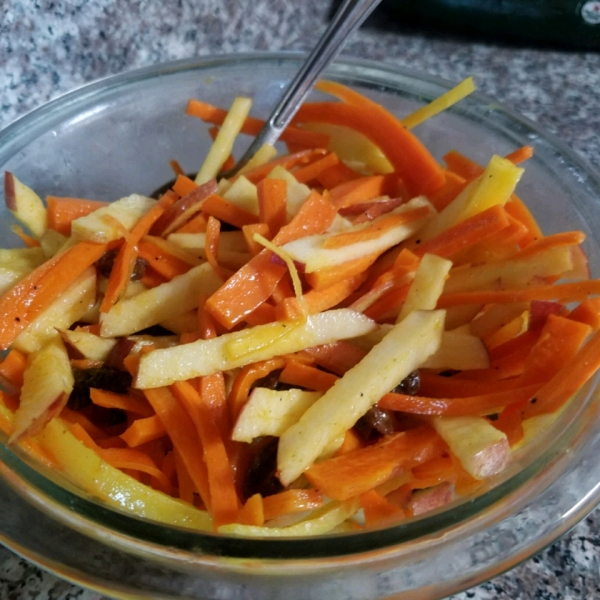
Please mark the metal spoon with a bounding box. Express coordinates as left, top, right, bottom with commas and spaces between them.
220, 0, 382, 178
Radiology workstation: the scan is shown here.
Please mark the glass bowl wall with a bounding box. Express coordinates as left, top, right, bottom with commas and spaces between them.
1, 53, 600, 600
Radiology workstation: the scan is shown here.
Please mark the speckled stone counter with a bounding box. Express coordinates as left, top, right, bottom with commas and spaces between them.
1, 1, 600, 599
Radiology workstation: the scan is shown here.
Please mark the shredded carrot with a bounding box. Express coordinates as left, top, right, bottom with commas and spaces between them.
202, 194, 260, 229
262, 489, 323, 521
46, 196, 109, 235
292, 152, 340, 184
120, 415, 167, 447
137, 239, 192, 280
257, 178, 287, 234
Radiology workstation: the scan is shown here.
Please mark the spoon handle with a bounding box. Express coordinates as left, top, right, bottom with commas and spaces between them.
222, 0, 382, 177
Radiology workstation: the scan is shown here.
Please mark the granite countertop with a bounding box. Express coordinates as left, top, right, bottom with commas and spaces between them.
1, 1, 600, 599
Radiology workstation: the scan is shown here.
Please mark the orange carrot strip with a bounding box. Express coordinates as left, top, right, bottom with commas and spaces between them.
512, 231, 586, 260
569, 298, 600, 330
438, 280, 600, 308
328, 174, 403, 209
186, 99, 330, 149
517, 315, 591, 386
323, 206, 430, 249
305, 251, 380, 291
206, 191, 336, 329
100, 240, 138, 312
521, 328, 600, 418
172, 174, 197, 197
204, 215, 229, 281
504, 196, 543, 247
418, 371, 521, 398
169, 159, 185, 177
137, 239, 192, 280
504, 145, 534, 165
0, 349, 27, 393
0, 241, 107, 350
360, 489, 405, 527
46, 196, 109, 235
443, 150, 483, 179
172, 379, 239, 527
427, 170, 468, 212
238, 149, 326, 185
379, 384, 539, 417
11, 225, 40, 247
262, 489, 323, 521
305, 426, 446, 501
292, 152, 339, 184
174, 212, 208, 234
120, 415, 167, 447
413, 205, 510, 259
242, 223, 271, 256
316, 161, 361, 189
228, 358, 286, 422
202, 194, 260, 229
257, 178, 287, 234
238, 493, 264, 526
278, 360, 338, 392
90, 388, 154, 417
302, 82, 445, 196
143, 386, 212, 510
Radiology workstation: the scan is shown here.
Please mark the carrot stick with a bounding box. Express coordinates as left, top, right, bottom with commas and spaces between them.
137, 239, 192, 280
0, 348, 27, 393
227, 357, 286, 422
237, 493, 264, 526
511, 231, 586, 260
257, 178, 287, 234
262, 489, 323, 521
0, 241, 107, 350
171, 380, 239, 527
143, 386, 212, 511
46, 196, 109, 235
443, 150, 483, 179
300, 82, 445, 196
186, 98, 330, 149
305, 251, 380, 291
417, 371, 523, 398
427, 170, 468, 212
174, 212, 208, 234
304, 425, 446, 501
517, 315, 591, 386
242, 223, 271, 256
201, 194, 260, 229
504, 196, 543, 247
323, 206, 431, 250
204, 215, 229, 281
360, 489, 405, 526
120, 415, 167, 447
302, 341, 367, 375
316, 161, 361, 189
378, 384, 539, 417
292, 152, 340, 184
237, 149, 326, 185
11, 225, 40, 248
414, 205, 510, 259
437, 280, 600, 308
169, 160, 185, 177
89, 388, 154, 417
568, 298, 600, 330
172, 174, 197, 197
278, 359, 338, 392
504, 145, 534, 165
328, 174, 403, 210
521, 328, 600, 418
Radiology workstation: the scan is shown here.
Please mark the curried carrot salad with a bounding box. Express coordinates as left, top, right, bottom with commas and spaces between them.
1, 77, 600, 535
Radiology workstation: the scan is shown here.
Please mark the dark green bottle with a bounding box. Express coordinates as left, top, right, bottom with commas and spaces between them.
379, 0, 600, 48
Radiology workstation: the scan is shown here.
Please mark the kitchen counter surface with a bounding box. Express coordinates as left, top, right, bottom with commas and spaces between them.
1, 1, 599, 599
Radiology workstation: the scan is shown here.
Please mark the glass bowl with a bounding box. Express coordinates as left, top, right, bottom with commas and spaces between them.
1, 52, 600, 600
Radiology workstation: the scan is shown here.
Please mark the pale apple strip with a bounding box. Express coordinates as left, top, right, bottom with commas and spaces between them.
267, 165, 311, 219
280, 196, 435, 273
236, 143, 278, 175
218, 498, 359, 537
60, 329, 117, 361
277, 310, 445, 486
195, 96, 252, 184
168, 230, 248, 254
430, 415, 510, 480
4, 172, 48, 238
142, 235, 203, 266
223, 175, 259, 214
443, 246, 573, 295
233, 388, 323, 443
39, 229, 69, 258
100, 262, 221, 338
13, 267, 97, 354
37, 418, 213, 530
303, 123, 393, 174
469, 302, 530, 339
0, 247, 46, 296
135, 309, 377, 389
71, 194, 156, 243
10, 338, 74, 444
417, 155, 523, 242
421, 331, 490, 370
397, 253, 452, 322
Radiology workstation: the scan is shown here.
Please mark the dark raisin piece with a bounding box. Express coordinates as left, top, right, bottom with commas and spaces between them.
243, 436, 284, 500
391, 370, 421, 396
355, 406, 396, 441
